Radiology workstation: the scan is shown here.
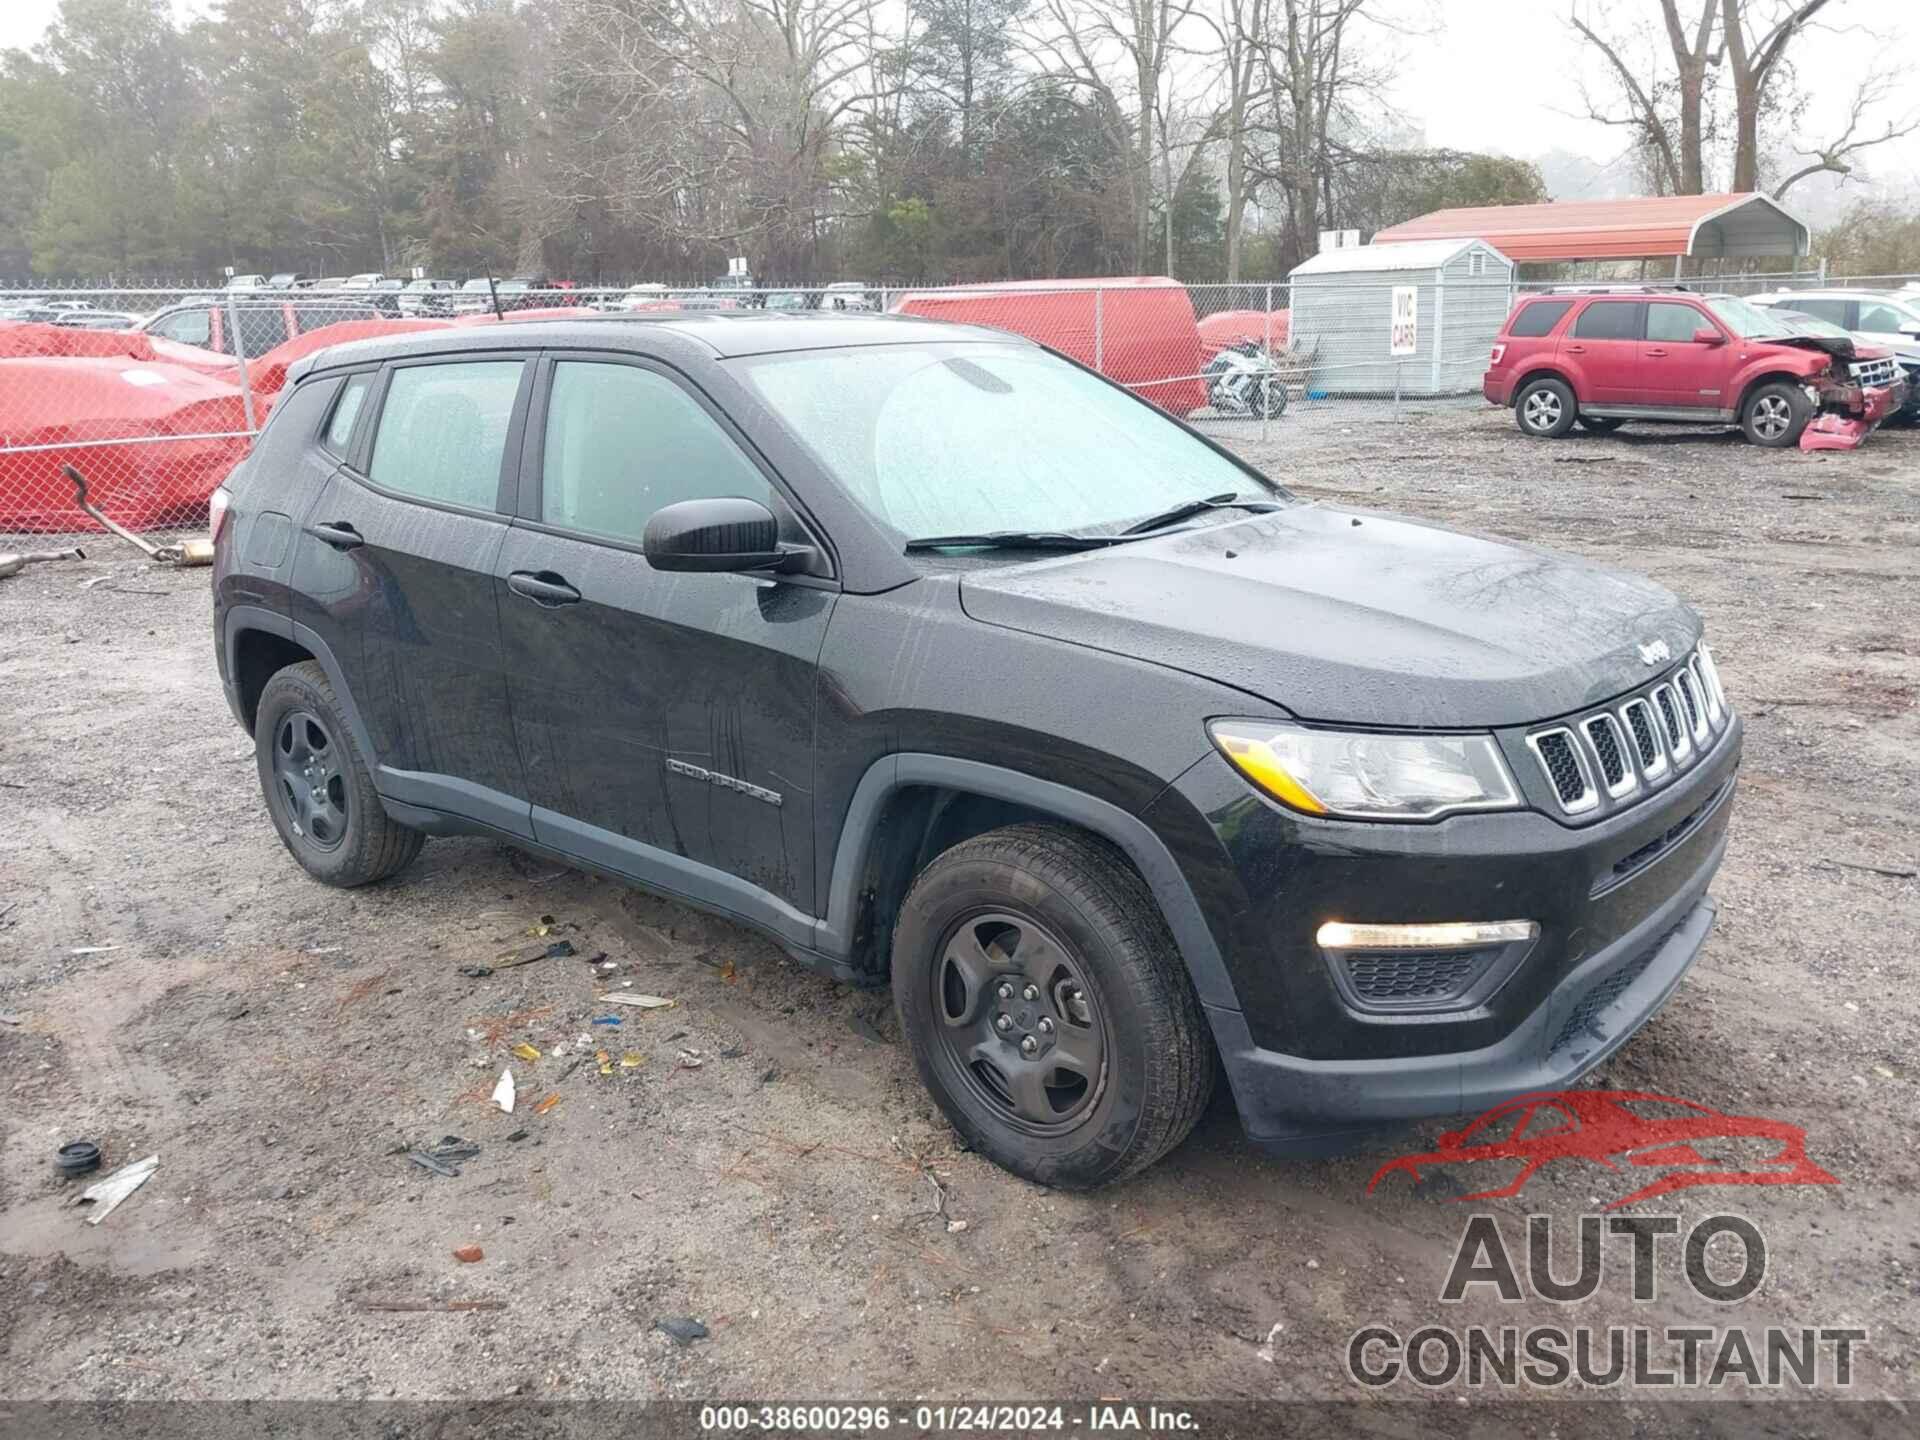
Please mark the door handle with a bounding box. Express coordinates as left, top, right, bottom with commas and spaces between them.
1564, 344, 1586, 354
303, 521, 363, 550
1646, 347, 1668, 357
507, 570, 582, 607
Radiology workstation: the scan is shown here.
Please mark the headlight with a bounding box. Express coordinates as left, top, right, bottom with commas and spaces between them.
1209, 720, 1521, 821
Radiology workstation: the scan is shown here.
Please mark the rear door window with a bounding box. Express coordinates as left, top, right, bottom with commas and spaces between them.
1646, 302, 1708, 342
1571, 301, 1643, 340
151, 307, 213, 348
1508, 300, 1572, 337
1857, 300, 1912, 333
367, 360, 524, 511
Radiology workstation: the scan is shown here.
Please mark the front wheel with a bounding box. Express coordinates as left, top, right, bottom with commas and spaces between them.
891, 824, 1214, 1189
1741, 381, 1813, 448
1514, 378, 1577, 438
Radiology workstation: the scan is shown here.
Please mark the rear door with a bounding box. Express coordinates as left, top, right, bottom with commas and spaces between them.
1855, 296, 1920, 351
495, 353, 835, 915
290, 352, 535, 837
1563, 300, 1644, 405
1641, 300, 1729, 411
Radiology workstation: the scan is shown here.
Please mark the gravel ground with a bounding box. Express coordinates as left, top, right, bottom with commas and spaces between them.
1, 407, 1916, 1409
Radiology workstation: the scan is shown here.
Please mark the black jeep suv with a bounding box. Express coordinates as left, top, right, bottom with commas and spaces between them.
212, 314, 1740, 1187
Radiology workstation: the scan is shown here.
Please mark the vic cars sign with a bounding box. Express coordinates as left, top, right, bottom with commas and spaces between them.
1390, 285, 1418, 356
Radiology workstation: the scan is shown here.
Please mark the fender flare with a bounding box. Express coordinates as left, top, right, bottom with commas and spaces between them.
816, 753, 1240, 1011
223, 604, 380, 769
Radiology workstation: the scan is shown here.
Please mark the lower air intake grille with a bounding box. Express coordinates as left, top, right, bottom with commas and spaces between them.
1551, 921, 1684, 1053
1344, 950, 1487, 1004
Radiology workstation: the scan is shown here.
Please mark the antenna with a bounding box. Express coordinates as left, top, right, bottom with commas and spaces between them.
486, 271, 504, 322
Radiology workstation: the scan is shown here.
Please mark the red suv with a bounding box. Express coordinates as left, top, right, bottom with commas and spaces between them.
1483, 288, 1907, 448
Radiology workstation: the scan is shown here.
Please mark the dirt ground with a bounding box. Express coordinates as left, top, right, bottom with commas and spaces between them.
2, 407, 1916, 1410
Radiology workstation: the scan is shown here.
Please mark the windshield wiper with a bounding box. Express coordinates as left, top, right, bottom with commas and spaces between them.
904, 530, 1117, 553
1118, 492, 1280, 536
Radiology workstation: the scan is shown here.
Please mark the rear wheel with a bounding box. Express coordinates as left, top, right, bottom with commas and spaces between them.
255, 661, 423, 887
892, 823, 1213, 1189
1741, 380, 1812, 448
1514, 378, 1577, 438
1576, 415, 1625, 434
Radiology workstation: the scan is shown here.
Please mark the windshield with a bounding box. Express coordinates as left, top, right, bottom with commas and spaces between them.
461, 278, 492, 291
1707, 295, 1788, 339
736, 342, 1282, 542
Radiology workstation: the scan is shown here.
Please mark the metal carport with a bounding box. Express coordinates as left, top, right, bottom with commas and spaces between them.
1373, 193, 1810, 267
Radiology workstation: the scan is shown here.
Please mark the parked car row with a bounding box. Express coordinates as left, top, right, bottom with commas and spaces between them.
1485, 284, 1914, 451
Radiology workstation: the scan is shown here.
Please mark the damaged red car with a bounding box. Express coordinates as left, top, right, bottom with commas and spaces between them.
1484, 287, 1908, 450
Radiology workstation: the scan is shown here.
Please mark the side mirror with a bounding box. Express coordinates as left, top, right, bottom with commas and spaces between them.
1692, 328, 1726, 346
643, 497, 802, 574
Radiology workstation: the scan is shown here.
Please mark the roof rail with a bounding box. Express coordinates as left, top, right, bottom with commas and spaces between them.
1537, 284, 1695, 295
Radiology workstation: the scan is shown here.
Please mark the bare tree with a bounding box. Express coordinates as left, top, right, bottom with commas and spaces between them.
1718, 0, 1828, 192
1772, 66, 1920, 197
1197, 0, 1266, 280
1026, 0, 1198, 269
1568, 0, 1720, 196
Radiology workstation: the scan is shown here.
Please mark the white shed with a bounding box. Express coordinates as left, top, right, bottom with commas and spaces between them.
1287, 239, 1514, 397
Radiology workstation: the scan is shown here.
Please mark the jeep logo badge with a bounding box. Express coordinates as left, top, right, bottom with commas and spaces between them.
1638, 639, 1672, 666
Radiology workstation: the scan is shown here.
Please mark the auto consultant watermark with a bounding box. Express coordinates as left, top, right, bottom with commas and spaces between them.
1350, 1090, 1858, 1393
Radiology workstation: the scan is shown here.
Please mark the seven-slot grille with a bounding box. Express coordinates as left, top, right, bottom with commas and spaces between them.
1850, 356, 1898, 389
1523, 647, 1732, 817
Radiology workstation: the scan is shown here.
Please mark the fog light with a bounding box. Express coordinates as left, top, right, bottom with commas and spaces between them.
1316, 920, 1538, 950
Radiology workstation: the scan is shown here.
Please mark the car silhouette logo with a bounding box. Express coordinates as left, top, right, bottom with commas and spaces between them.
1367, 1090, 1838, 1211
1638, 639, 1672, 666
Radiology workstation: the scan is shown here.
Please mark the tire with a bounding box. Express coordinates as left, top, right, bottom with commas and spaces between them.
1259, 375, 1289, 419
1514, 378, 1577, 438
1576, 415, 1625, 433
255, 660, 424, 887
891, 823, 1214, 1188
1740, 380, 1812, 448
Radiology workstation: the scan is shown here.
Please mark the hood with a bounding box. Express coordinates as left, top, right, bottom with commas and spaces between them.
956, 507, 1699, 728
1768, 333, 1870, 363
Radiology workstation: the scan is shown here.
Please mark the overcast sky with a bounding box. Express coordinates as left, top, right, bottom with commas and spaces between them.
4, 0, 1915, 191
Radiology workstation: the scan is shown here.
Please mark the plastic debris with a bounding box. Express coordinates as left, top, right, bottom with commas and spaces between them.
620, 1052, 645, 1069
496, 939, 576, 970
509, 1041, 541, 1062
452, 1244, 485, 1263
533, 1092, 561, 1115
597, 993, 674, 1010
458, 965, 494, 979
57, 1141, 102, 1177
595, 1049, 613, 1076
70, 945, 119, 955
591, 1015, 623, 1026
408, 1136, 481, 1177
72, 1154, 158, 1224
491, 1069, 517, 1113
655, 1317, 709, 1346
676, 1050, 705, 1070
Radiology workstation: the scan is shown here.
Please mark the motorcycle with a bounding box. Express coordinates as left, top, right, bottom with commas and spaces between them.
1203, 342, 1288, 419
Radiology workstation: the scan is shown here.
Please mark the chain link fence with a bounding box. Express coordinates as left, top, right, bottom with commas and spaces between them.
7, 270, 1918, 542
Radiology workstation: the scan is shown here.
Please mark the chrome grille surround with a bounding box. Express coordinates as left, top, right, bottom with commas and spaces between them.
1524, 649, 1734, 817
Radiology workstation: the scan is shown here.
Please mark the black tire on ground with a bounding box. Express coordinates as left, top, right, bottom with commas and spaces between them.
892, 822, 1214, 1189
1576, 415, 1625, 433
254, 660, 424, 887
1740, 380, 1813, 448
1514, 377, 1577, 438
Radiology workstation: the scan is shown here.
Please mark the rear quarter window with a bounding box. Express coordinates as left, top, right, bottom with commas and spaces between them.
1507, 300, 1573, 338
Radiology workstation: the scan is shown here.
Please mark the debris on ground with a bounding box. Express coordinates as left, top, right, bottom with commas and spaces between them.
0, 545, 85, 580
675, 1049, 704, 1071
946, 1219, 969, 1234
70, 1154, 158, 1224
591, 1015, 622, 1026
0, 1011, 26, 1027
596, 1050, 613, 1076
407, 1136, 482, 1178
496, 939, 576, 970
719, 1044, 746, 1059
1256, 1322, 1284, 1364
458, 965, 493, 979
597, 993, 674, 1010
452, 1245, 485, 1264
848, 1010, 887, 1044
56, 1141, 102, 1177
491, 1069, 516, 1113
655, 1317, 710, 1346
620, 1052, 644, 1069
533, 1092, 561, 1115
509, 1041, 541, 1062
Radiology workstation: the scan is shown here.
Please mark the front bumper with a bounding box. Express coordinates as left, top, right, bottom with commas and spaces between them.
1143, 712, 1740, 1149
